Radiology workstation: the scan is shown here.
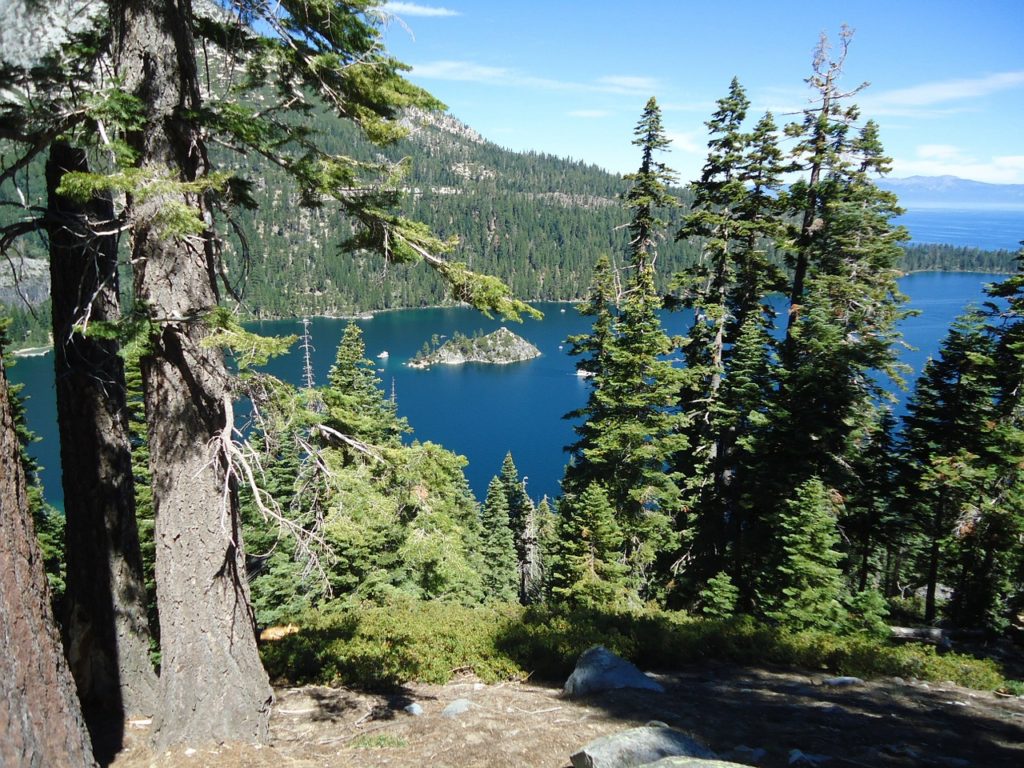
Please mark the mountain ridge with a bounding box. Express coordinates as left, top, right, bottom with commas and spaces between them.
877, 175, 1024, 208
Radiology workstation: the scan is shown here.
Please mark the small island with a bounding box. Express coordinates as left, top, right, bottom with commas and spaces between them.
408, 327, 541, 369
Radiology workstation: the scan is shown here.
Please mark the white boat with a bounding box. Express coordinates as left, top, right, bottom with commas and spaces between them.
575, 369, 595, 378
376, 350, 389, 359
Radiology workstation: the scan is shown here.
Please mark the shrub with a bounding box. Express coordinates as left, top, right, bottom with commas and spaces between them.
260, 596, 1011, 693
260, 596, 524, 688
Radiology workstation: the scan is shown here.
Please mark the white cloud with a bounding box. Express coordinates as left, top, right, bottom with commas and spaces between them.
410, 60, 659, 96
412, 60, 511, 82
916, 144, 964, 161
861, 71, 1024, 117
871, 71, 1024, 107
567, 110, 611, 118
661, 100, 716, 114
666, 131, 701, 154
892, 144, 1024, 185
596, 75, 660, 93
381, 2, 461, 17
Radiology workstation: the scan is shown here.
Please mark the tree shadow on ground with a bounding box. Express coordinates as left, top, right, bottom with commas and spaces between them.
491, 606, 1024, 768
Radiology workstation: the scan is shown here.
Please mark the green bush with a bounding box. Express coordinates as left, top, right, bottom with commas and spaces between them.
260, 597, 1011, 693
260, 596, 525, 688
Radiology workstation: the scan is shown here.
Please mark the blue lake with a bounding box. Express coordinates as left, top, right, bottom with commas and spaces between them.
897, 207, 1023, 251
8, 271, 1009, 510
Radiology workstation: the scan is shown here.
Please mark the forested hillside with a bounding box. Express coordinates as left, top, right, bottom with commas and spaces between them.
215, 107, 701, 316
3, 105, 1017, 343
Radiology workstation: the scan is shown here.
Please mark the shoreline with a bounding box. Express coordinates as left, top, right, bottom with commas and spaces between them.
6, 269, 1012, 355
245, 298, 581, 326
12, 345, 52, 358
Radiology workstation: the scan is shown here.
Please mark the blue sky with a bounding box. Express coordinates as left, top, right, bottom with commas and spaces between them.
379, 0, 1024, 185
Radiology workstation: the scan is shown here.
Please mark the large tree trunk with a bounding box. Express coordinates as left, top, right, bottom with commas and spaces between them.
0, 344, 97, 768
112, 0, 271, 748
46, 141, 158, 761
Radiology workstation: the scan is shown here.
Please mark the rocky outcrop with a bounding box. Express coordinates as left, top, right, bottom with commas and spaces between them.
408, 327, 540, 368
563, 646, 665, 698
0, 256, 50, 307
570, 724, 717, 768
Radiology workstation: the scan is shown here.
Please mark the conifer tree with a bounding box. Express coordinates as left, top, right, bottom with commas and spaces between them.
1, 330, 97, 768
563, 98, 688, 598
497, 452, 543, 603
902, 312, 998, 623
324, 322, 407, 447
763, 477, 846, 631
534, 496, 558, 601
901, 255, 1024, 629
699, 571, 739, 620
671, 80, 786, 592
844, 407, 901, 593
744, 35, 908, 614
549, 484, 629, 609
478, 476, 519, 603
2, 0, 537, 748
782, 25, 867, 335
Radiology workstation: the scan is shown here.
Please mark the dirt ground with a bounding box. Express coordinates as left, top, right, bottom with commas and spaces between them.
111, 663, 1024, 768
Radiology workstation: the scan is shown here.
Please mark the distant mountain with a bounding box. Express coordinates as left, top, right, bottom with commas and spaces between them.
878, 176, 1024, 209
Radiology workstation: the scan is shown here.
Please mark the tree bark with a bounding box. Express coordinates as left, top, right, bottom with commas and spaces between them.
46, 141, 158, 761
111, 0, 271, 749
0, 343, 97, 768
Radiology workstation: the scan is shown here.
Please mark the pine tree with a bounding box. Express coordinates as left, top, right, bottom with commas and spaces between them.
549, 483, 629, 609
783, 25, 867, 334
763, 478, 846, 631
746, 36, 908, 609
324, 322, 407, 446
699, 571, 739, 620
902, 312, 999, 623
534, 496, 558, 601
562, 98, 688, 599
901, 254, 1024, 629
1, 332, 97, 768
671, 80, 786, 594
478, 476, 519, 603
497, 452, 543, 603
1, 0, 537, 748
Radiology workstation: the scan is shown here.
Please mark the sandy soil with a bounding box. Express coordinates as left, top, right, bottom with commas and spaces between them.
110, 662, 1024, 768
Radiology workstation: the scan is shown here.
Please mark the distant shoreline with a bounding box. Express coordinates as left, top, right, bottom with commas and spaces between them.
11, 345, 52, 358
246, 298, 579, 326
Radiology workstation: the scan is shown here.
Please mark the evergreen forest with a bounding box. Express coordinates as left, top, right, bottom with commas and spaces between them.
0, 4, 1022, 766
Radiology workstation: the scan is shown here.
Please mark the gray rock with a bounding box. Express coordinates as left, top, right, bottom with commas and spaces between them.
821, 676, 863, 687
642, 760, 755, 768
787, 749, 831, 765
403, 702, 424, 716
564, 646, 665, 698
570, 725, 715, 768
441, 698, 472, 718
723, 745, 766, 763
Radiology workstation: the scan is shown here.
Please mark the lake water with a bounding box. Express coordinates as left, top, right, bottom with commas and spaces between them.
897, 208, 1023, 251
8, 271, 1009, 510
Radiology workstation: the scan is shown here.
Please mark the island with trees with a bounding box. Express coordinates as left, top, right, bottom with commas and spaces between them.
407, 327, 541, 368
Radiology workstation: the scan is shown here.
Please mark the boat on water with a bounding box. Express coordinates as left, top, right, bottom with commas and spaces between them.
376, 350, 389, 359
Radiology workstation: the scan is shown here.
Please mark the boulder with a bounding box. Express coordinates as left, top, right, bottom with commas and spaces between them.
642, 760, 755, 768
441, 698, 472, 718
570, 724, 715, 768
821, 676, 863, 687
564, 646, 665, 698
